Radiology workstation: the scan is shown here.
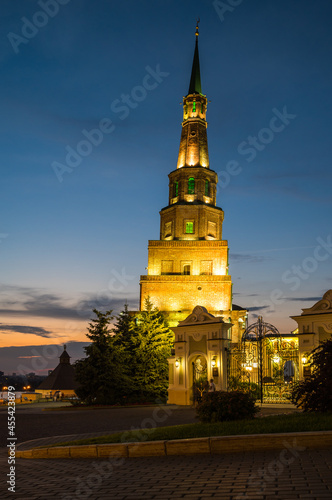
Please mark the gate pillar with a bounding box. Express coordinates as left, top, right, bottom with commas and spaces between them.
168, 306, 232, 405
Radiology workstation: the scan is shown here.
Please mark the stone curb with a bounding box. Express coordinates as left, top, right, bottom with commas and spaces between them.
14, 431, 332, 459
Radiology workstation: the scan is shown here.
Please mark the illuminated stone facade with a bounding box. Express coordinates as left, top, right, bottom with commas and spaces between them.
168, 306, 232, 405
140, 25, 246, 339
291, 290, 332, 378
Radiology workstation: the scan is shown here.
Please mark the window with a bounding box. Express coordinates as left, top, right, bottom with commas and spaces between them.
164, 222, 172, 238
188, 177, 195, 194
200, 261, 212, 275
185, 221, 194, 234
208, 221, 216, 238
161, 260, 173, 274
173, 181, 178, 197
183, 265, 191, 275
205, 179, 210, 197
192, 101, 196, 113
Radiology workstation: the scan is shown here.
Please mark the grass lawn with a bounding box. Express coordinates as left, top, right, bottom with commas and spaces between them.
48, 412, 332, 447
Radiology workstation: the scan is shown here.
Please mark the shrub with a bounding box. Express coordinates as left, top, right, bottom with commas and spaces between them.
228, 376, 260, 400
196, 390, 259, 423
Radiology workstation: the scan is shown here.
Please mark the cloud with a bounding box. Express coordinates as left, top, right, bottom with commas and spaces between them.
284, 296, 322, 302
0, 341, 90, 375
250, 174, 332, 204
0, 324, 53, 338
248, 306, 271, 312
18, 356, 40, 359
253, 172, 320, 181
230, 253, 270, 263
75, 296, 138, 319
0, 284, 139, 321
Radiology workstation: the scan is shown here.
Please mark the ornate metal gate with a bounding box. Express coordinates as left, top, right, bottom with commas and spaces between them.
227, 316, 299, 403
192, 355, 208, 404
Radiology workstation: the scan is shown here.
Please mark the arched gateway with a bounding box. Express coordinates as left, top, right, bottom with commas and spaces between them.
168, 306, 232, 405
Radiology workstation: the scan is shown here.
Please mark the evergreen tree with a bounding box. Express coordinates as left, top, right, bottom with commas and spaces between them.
291, 339, 332, 412
112, 303, 133, 350
74, 309, 132, 405
127, 297, 174, 401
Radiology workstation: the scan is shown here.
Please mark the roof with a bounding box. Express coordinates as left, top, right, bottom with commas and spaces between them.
37, 363, 79, 390
301, 290, 332, 315
188, 26, 202, 95
37, 345, 79, 390
59, 348, 70, 363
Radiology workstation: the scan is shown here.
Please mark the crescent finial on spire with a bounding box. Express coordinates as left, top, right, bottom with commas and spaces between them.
188, 19, 202, 94
196, 18, 200, 37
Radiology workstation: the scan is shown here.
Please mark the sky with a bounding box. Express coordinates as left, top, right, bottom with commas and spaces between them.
0, 0, 331, 374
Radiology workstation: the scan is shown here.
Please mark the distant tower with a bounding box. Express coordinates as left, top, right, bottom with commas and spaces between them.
36, 345, 79, 399
140, 24, 246, 337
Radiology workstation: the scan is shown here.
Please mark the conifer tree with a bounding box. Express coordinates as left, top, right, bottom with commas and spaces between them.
112, 303, 133, 350
75, 309, 132, 404
127, 297, 174, 401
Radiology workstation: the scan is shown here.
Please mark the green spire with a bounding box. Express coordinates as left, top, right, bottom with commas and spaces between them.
188, 20, 202, 95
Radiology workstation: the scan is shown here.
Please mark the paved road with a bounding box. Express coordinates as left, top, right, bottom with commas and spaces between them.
1, 403, 329, 499
0, 404, 197, 448
0, 402, 299, 449
1, 448, 332, 499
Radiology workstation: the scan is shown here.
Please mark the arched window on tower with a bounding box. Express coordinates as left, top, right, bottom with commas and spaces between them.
173, 181, 179, 197
188, 177, 195, 194
183, 265, 191, 275
205, 179, 210, 197
185, 221, 194, 234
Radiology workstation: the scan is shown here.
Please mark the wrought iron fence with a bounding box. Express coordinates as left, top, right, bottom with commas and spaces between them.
227, 317, 299, 403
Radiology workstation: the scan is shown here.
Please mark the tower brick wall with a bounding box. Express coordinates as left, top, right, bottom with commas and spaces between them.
139, 25, 247, 333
